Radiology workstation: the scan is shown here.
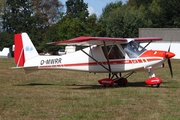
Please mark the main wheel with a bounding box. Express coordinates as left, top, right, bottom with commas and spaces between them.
116, 78, 128, 86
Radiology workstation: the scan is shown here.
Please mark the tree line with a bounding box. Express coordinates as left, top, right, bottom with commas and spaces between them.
0, 0, 180, 54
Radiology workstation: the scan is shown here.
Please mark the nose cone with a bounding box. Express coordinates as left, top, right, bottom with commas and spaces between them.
166, 52, 175, 59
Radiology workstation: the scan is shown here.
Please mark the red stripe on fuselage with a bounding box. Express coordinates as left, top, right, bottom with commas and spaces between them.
39, 58, 162, 68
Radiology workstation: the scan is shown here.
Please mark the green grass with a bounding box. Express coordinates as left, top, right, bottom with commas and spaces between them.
0, 58, 180, 120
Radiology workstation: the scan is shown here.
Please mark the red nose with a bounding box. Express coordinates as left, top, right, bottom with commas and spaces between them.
166, 52, 175, 59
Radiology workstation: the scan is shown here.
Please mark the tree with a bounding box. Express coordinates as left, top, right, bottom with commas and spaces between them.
57, 17, 86, 40
3, 0, 64, 32
65, 0, 89, 21
86, 14, 103, 36
155, 0, 180, 27
32, 0, 64, 27
0, 0, 6, 32
2, 0, 35, 33
99, 2, 151, 37
127, 0, 153, 8
43, 24, 61, 54
127, 0, 180, 28
56, 0, 102, 40
146, 0, 162, 27
0, 32, 13, 50
99, 1, 123, 36
2, 0, 64, 52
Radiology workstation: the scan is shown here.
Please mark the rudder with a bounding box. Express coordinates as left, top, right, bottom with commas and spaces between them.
14, 33, 25, 66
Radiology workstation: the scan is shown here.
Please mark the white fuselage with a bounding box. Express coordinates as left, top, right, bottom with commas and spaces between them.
24, 45, 165, 73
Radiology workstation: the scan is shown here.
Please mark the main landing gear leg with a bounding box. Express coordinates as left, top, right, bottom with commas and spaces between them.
113, 71, 134, 87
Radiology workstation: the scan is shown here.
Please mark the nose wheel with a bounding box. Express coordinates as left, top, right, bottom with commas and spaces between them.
151, 84, 160, 88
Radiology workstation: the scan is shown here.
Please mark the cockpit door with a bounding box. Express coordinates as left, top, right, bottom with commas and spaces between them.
102, 45, 125, 60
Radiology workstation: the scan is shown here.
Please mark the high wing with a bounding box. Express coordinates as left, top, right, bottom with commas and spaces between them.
47, 36, 162, 46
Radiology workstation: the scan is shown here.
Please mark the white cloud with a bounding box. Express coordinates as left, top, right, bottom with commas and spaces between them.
88, 6, 99, 16
88, 6, 95, 15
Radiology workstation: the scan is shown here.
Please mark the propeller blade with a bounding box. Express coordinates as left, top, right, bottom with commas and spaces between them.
167, 58, 173, 78
168, 43, 171, 52
168, 39, 172, 52
167, 41, 173, 78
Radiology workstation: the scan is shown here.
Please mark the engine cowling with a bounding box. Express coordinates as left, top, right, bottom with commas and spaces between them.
145, 77, 162, 85
98, 78, 114, 86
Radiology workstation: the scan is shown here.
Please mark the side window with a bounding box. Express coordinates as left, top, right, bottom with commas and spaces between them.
102, 45, 125, 59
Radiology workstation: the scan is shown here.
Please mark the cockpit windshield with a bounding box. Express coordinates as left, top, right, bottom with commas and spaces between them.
121, 41, 146, 58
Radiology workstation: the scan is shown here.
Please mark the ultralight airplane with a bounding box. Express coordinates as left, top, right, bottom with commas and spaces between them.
12, 32, 175, 88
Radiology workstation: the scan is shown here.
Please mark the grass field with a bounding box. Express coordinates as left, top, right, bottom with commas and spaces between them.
0, 58, 180, 120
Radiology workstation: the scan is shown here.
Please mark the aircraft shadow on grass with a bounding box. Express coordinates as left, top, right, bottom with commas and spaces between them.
15, 83, 54, 86
67, 82, 171, 90
14, 81, 171, 89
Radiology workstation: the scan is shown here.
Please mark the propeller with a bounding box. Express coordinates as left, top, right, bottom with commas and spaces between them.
167, 43, 173, 78
167, 57, 173, 78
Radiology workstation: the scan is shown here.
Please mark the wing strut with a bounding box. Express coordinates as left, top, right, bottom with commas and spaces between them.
103, 41, 112, 78
143, 40, 152, 50
80, 48, 111, 72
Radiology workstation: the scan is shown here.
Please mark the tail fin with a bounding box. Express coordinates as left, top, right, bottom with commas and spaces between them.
14, 33, 39, 67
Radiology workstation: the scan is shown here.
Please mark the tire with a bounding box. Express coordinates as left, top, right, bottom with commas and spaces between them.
151, 84, 160, 88
117, 78, 128, 86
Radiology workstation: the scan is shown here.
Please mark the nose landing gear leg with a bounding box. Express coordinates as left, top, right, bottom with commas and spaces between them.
145, 70, 162, 88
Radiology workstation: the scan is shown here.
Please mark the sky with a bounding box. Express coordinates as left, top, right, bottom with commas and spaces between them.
61, 0, 127, 16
